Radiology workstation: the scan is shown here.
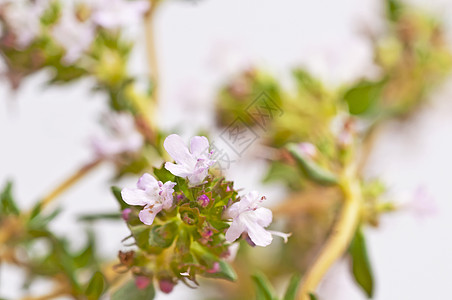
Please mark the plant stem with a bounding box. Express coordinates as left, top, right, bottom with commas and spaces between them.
297, 165, 362, 300
145, 0, 160, 104
38, 158, 102, 210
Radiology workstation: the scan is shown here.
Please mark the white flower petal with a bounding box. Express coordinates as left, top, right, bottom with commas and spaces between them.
121, 188, 150, 206
138, 203, 163, 225
255, 207, 272, 227
164, 162, 191, 178
164, 134, 195, 166
243, 217, 273, 247
137, 173, 158, 190
225, 218, 246, 243
190, 136, 210, 157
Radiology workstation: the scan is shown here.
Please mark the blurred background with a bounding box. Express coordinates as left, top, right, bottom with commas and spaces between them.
1, 0, 452, 299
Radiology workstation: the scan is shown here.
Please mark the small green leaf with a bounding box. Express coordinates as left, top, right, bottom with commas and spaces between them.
251, 273, 277, 300
85, 271, 105, 300
149, 221, 178, 248
263, 161, 303, 190
77, 212, 121, 222
111, 186, 129, 210
287, 144, 338, 186
153, 165, 175, 183
309, 293, 319, 300
175, 177, 193, 201
349, 228, 374, 298
0, 181, 20, 216
343, 80, 383, 115
112, 279, 155, 300
283, 273, 302, 300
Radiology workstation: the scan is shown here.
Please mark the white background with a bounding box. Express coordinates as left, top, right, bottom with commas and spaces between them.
1, 0, 452, 299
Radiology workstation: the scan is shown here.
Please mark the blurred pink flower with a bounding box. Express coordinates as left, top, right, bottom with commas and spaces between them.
92, 0, 149, 29
52, 9, 95, 63
1, 0, 47, 48
91, 112, 144, 158
164, 134, 216, 186
297, 142, 317, 159
405, 187, 438, 219
121, 173, 176, 225
224, 191, 290, 247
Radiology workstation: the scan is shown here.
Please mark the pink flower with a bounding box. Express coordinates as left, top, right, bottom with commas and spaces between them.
121, 173, 176, 225
405, 187, 438, 219
297, 142, 317, 159
164, 134, 216, 186
52, 9, 95, 63
224, 191, 290, 247
1, 0, 47, 48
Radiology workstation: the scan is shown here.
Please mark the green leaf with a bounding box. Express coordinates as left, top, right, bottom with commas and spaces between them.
263, 161, 303, 190
112, 279, 155, 300
386, 0, 403, 21
85, 271, 105, 300
153, 165, 175, 183
203, 260, 237, 282
283, 274, 302, 300
111, 186, 129, 210
149, 221, 178, 248
343, 80, 383, 115
175, 177, 193, 201
77, 212, 121, 222
287, 144, 338, 186
0, 181, 20, 216
349, 228, 374, 298
309, 293, 318, 300
251, 273, 277, 300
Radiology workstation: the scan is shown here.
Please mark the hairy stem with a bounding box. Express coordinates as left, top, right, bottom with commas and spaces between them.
38, 158, 102, 210
297, 165, 362, 300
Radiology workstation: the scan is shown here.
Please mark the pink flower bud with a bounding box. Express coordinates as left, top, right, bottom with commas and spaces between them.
135, 276, 151, 290
206, 262, 220, 274
197, 194, 210, 208
121, 208, 132, 221
159, 279, 175, 294
297, 142, 317, 159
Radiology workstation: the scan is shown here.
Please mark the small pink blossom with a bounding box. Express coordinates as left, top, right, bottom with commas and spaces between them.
121, 173, 176, 225
297, 142, 317, 159
197, 194, 210, 208
405, 187, 438, 219
121, 208, 132, 221
164, 134, 216, 186
52, 9, 95, 63
1, 0, 47, 48
224, 191, 290, 247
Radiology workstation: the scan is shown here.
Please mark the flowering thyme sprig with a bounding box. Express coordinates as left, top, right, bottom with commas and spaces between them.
115, 135, 289, 295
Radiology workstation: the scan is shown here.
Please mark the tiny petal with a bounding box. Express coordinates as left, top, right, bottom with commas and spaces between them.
138, 203, 162, 225
121, 188, 149, 206
225, 218, 246, 243
242, 217, 273, 247
137, 173, 158, 190
190, 136, 210, 157
164, 134, 194, 166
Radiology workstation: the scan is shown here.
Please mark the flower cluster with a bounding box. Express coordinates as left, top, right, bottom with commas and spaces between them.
116, 134, 289, 294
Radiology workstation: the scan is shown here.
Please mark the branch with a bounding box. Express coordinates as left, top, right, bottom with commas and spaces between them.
297, 165, 362, 300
